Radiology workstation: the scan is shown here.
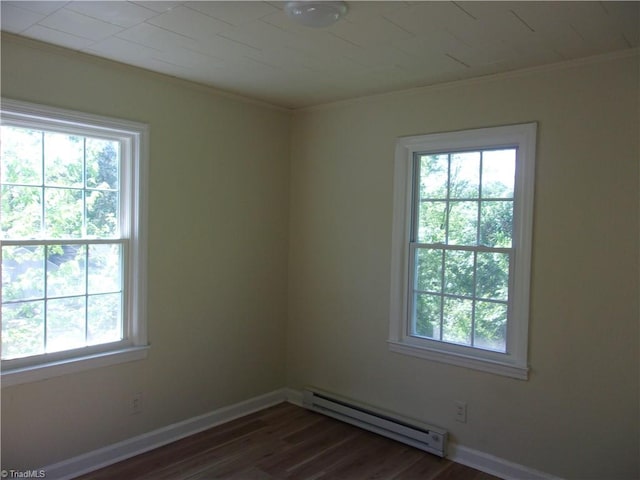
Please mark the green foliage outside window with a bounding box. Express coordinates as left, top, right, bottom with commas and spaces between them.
1, 125, 123, 360
412, 149, 515, 352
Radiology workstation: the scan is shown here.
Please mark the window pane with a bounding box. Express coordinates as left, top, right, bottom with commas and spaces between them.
419, 154, 448, 199
444, 250, 474, 297
480, 200, 513, 248
87, 190, 118, 237
417, 200, 446, 243
44, 132, 83, 187
395, 124, 535, 374
2, 246, 44, 302
449, 152, 480, 198
46, 296, 86, 353
475, 301, 507, 352
1, 102, 146, 367
88, 244, 122, 294
1, 185, 42, 239
88, 293, 122, 345
442, 297, 472, 346
447, 201, 477, 245
414, 293, 441, 339
45, 188, 83, 238
47, 245, 86, 297
476, 252, 510, 301
1, 301, 45, 359
415, 248, 442, 293
1, 126, 43, 185
86, 138, 119, 190
482, 149, 515, 198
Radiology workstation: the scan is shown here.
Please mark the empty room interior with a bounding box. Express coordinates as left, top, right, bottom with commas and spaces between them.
0, 1, 638, 479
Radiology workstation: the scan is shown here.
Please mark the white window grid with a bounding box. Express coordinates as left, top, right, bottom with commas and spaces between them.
1, 99, 148, 384
408, 149, 515, 351
389, 123, 536, 380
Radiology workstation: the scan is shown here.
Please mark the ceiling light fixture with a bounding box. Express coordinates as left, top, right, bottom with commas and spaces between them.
284, 1, 348, 28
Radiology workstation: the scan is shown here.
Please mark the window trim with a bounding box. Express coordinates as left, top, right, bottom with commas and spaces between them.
1, 98, 149, 387
389, 123, 536, 380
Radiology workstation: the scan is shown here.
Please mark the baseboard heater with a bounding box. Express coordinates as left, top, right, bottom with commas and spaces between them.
302, 388, 447, 458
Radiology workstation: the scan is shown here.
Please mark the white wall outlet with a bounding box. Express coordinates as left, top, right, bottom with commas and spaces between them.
454, 401, 467, 423
131, 392, 143, 415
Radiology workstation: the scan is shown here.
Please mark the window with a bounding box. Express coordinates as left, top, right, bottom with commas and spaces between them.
389, 123, 536, 379
1, 99, 148, 386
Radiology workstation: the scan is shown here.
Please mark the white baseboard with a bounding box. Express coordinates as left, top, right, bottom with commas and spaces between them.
449, 443, 563, 480
42, 387, 561, 480
42, 388, 289, 480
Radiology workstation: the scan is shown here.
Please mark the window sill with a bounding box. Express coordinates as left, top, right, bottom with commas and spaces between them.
388, 340, 528, 380
1, 345, 150, 388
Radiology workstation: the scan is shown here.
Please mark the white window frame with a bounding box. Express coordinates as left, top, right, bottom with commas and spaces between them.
389, 123, 536, 380
1, 98, 149, 387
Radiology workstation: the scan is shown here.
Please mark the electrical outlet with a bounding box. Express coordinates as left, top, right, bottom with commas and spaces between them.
454, 401, 467, 423
131, 392, 143, 415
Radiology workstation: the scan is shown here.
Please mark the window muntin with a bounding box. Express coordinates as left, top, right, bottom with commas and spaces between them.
410, 148, 515, 353
389, 124, 536, 379
1, 99, 148, 383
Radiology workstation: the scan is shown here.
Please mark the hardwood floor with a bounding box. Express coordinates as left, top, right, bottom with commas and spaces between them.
75, 403, 501, 480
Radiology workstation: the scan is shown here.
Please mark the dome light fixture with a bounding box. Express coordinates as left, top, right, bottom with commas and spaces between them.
284, 1, 348, 28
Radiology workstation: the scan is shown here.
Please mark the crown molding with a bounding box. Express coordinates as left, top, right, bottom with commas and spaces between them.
3, 31, 637, 115
296, 48, 640, 113
1, 32, 290, 113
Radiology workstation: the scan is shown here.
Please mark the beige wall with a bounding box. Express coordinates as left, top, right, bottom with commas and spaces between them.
2, 33, 639, 480
287, 54, 639, 479
1, 35, 291, 468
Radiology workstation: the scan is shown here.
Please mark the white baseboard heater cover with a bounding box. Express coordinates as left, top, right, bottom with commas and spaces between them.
302, 388, 447, 458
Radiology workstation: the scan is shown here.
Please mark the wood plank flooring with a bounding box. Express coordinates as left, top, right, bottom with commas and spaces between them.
75, 402, 501, 480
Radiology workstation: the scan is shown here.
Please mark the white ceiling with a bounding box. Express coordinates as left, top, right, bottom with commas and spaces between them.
2, 1, 638, 108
